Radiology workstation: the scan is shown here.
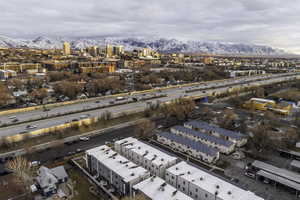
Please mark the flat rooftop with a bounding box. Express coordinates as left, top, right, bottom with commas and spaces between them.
252, 160, 300, 184
133, 176, 193, 200
167, 161, 264, 200
115, 137, 178, 166
86, 145, 149, 183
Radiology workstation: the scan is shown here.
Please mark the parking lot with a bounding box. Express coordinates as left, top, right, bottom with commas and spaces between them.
223, 154, 299, 200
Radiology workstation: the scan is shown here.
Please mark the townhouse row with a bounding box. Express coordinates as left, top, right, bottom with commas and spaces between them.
184, 120, 247, 147
86, 137, 262, 200
157, 131, 220, 163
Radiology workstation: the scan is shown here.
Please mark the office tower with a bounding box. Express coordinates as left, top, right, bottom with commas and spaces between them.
63, 42, 71, 55
106, 44, 113, 58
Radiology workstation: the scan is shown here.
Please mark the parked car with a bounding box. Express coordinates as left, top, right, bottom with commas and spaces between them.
244, 171, 256, 179
30, 161, 41, 167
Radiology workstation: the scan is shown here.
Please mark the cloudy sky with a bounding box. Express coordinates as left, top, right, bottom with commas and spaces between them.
1, 0, 300, 53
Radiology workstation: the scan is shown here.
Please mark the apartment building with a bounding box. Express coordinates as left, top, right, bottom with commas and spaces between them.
166, 161, 264, 200
157, 132, 219, 163
0, 69, 17, 80
170, 126, 235, 154
133, 176, 193, 200
184, 121, 247, 147
114, 137, 178, 178
86, 145, 150, 196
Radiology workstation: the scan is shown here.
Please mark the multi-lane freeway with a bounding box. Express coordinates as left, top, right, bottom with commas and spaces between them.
0, 72, 299, 138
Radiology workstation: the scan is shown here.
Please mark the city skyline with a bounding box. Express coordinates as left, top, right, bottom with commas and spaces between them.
1, 0, 300, 54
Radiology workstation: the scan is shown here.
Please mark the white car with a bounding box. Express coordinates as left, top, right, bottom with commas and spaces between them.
26, 125, 37, 129
79, 136, 90, 141
80, 114, 91, 119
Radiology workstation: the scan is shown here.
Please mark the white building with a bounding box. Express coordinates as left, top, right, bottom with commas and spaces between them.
157, 132, 219, 163
171, 126, 235, 154
133, 176, 193, 200
86, 145, 150, 196
166, 161, 264, 200
114, 137, 178, 178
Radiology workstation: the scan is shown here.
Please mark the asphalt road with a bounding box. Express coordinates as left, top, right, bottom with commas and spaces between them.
25, 125, 136, 164
0, 72, 299, 137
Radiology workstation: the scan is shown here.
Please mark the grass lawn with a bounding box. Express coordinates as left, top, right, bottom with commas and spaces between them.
67, 168, 104, 200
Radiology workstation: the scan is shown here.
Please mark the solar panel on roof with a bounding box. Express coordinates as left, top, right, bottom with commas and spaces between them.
171, 126, 234, 147
158, 132, 219, 157
184, 120, 246, 140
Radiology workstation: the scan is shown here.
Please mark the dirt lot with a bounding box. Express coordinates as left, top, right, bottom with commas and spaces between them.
0, 173, 27, 200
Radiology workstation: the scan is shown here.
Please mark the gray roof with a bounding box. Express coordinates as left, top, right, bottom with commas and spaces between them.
184, 120, 246, 140
252, 160, 300, 184
51, 166, 68, 180
171, 126, 234, 147
36, 166, 58, 188
291, 160, 300, 169
257, 170, 300, 191
158, 132, 219, 157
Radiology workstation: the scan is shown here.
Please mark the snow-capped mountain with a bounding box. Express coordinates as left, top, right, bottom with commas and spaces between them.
0, 35, 287, 55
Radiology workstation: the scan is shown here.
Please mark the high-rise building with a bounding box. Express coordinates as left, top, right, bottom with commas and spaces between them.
63, 42, 71, 55
89, 46, 99, 57
106, 44, 113, 58
113, 45, 124, 56
142, 48, 152, 57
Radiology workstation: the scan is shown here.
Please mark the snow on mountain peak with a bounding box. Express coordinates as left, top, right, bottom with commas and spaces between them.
0, 35, 287, 55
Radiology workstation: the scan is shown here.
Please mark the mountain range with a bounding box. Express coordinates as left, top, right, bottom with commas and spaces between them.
0, 35, 288, 55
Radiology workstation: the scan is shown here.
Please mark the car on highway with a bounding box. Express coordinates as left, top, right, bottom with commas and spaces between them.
8, 116, 17, 119
116, 96, 125, 101
225, 106, 233, 110
12, 118, 19, 122
26, 125, 37, 129
80, 114, 91, 119
79, 136, 90, 141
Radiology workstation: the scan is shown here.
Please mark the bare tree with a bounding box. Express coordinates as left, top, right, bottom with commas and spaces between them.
255, 87, 265, 98
6, 156, 33, 194
135, 119, 155, 138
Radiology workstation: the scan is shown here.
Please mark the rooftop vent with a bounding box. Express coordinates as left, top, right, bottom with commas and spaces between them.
228, 191, 232, 195
200, 177, 203, 181
172, 190, 178, 196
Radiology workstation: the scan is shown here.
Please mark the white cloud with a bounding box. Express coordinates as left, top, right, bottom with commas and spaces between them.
0, 0, 299, 52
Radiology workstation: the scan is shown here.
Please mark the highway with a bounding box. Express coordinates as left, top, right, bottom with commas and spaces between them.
0, 72, 299, 137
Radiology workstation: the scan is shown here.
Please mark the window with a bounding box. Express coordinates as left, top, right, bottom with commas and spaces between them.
205, 194, 208, 198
